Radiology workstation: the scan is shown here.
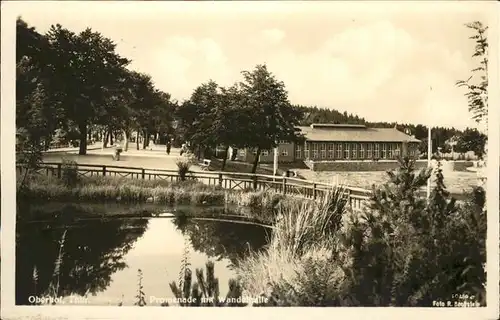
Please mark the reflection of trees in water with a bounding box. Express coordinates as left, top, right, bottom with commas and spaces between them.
16, 203, 148, 305
172, 208, 271, 267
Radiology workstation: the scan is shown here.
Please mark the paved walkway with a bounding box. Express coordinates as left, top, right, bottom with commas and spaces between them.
44, 144, 102, 153
42, 143, 199, 171
46, 143, 179, 157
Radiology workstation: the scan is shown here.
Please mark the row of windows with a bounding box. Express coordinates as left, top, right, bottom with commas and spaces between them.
241, 142, 416, 160
299, 142, 403, 160
249, 149, 289, 156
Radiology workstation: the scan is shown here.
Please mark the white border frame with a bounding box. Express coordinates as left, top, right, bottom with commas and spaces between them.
2, 1, 499, 319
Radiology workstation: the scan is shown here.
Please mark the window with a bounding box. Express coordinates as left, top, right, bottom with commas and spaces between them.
360, 143, 365, 159
367, 143, 372, 158
344, 143, 350, 159
328, 143, 335, 159
352, 143, 357, 159
394, 143, 400, 157
382, 143, 387, 159
320, 143, 326, 159
374, 143, 380, 158
312, 143, 319, 159
305, 143, 310, 159
337, 143, 342, 159
388, 144, 393, 159
281, 148, 288, 156
295, 145, 302, 159
261, 150, 269, 156
278, 140, 288, 144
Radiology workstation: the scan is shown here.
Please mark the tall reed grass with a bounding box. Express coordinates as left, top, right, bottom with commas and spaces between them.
237, 184, 350, 305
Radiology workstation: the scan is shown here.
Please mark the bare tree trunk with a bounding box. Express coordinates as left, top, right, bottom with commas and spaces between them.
123, 129, 129, 151
251, 147, 261, 173
78, 122, 88, 155
221, 146, 230, 171
110, 130, 114, 146
142, 129, 148, 149
102, 129, 107, 149
197, 145, 202, 160
136, 131, 140, 150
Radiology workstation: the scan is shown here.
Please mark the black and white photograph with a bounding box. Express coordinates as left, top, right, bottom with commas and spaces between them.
1, 1, 499, 319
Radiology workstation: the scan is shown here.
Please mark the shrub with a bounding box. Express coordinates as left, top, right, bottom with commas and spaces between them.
239, 157, 487, 307
332, 157, 486, 306
176, 158, 192, 182
61, 158, 79, 187
237, 184, 350, 304
168, 261, 245, 307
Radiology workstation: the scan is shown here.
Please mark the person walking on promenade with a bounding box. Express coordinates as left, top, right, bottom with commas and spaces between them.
166, 139, 171, 155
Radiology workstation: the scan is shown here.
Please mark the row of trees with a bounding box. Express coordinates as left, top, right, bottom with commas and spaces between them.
16, 18, 176, 161
17, 18, 305, 174
174, 65, 304, 173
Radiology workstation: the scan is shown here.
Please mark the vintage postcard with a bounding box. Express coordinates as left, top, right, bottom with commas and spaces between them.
1, 1, 499, 319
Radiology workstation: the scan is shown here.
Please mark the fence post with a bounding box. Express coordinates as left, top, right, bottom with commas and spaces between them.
282, 178, 286, 195
141, 168, 145, 180
253, 175, 258, 190
313, 183, 317, 200
57, 164, 62, 178
103, 165, 107, 177
347, 189, 352, 208
218, 173, 223, 187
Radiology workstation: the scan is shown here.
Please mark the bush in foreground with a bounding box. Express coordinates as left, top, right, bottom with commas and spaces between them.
237, 184, 351, 306
238, 157, 487, 306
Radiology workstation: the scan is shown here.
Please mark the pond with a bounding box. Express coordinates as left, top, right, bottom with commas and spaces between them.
15, 202, 272, 306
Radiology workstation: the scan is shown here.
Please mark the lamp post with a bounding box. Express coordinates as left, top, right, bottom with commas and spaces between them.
427, 123, 432, 200
478, 93, 488, 188
273, 142, 279, 176
426, 86, 433, 201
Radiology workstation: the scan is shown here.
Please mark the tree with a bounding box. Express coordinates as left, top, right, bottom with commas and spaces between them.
455, 128, 487, 159
456, 21, 488, 126
45, 25, 130, 155
215, 84, 250, 170
337, 157, 486, 306
16, 18, 64, 187
239, 64, 304, 173
183, 80, 221, 158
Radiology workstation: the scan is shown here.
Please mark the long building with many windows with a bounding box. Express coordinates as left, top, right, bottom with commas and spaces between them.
233, 123, 421, 169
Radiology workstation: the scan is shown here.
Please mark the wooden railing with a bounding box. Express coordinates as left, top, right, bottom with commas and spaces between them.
17, 162, 372, 210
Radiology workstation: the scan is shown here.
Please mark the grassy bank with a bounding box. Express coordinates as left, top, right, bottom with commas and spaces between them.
18, 174, 303, 223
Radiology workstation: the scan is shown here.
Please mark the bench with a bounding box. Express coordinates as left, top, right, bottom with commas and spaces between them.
200, 159, 211, 171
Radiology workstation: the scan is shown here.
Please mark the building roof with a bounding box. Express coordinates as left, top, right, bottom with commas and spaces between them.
297, 124, 421, 143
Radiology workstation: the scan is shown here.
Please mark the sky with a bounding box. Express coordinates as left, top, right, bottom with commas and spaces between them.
8, 1, 495, 129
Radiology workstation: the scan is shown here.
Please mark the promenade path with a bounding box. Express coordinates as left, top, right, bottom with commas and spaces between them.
43, 143, 209, 172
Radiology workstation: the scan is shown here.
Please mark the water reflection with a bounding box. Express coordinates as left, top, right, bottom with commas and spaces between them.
172, 209, 271, 267
16, 203, 270, 306
16, 202, 149, 305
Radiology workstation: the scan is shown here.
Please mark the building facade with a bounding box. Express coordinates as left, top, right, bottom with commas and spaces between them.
234, 123, 420, 164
